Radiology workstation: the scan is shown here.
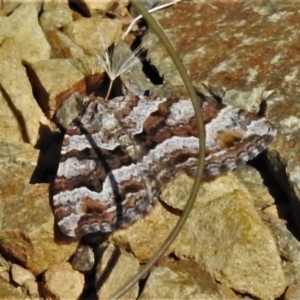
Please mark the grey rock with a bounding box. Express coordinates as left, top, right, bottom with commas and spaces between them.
71, 245, 95, 272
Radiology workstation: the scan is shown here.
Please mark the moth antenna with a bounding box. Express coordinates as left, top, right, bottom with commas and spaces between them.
121, 0, 182, 40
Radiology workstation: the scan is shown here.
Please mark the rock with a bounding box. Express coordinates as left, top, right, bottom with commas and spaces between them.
266, 85, 300, 233
110, 201, 178, 262
5, 3, 50, 64
170, 174, 286, 300
75, 0, 129, 17
39, 1, 73, 30
144, 1, 299, 97
161, 172, 253, 210
53, 92, 83, 129
233, 165, 275, 210
44, 29, 86, 58
0, 16, 9, 43
139, 260, 239, 300
71, 245, 95, 272
0, 270, 9, 282
64, 17, 122, 55
113, 172, 286, 299
0, 254, 9, 273
221, 86, 271, 113
263, 215, 300, 286
0, 276, 26, 300
268, 133, 300, 232
0, 2, 19, 17
0, 40, 48, 145
28, 58, 87, 115
95, 243, 139, 299
42, 262, 84, 300
285, 281, 300, 300
116, 41, 154, 95
0, 140, 78, 276
0, 254, 10, 282
0, 198, 3, 230
11, 264, 35, 286
23, 279, 39, 297
263, 203, 291, 221
10, 265, 39, 297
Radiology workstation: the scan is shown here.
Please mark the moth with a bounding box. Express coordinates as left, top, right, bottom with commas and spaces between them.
52, 95, 276, 238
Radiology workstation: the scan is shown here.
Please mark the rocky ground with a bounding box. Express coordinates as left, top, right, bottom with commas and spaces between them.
0, 0, 300, 299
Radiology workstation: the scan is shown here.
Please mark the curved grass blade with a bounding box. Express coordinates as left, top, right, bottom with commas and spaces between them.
107, 0, 206, 299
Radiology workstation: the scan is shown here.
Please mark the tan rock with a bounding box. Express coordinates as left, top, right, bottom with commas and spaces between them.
45, 29, 86, 58
23, 279, 39, 297
0, 226, 78, 278
233, 165, 275, 209
285, 281, 300, 300
40, 0, 73, 30
0, 255, 10, 272
76, 0, 114, 15
0, 270, 9, 282
263, 204, 282, 218
76, 0, 129, 16
0, 254, 10, 281
0, 198, 3, 231
96, 243, 139, 300
64, 17, 122, 55
0, 16, 9, 43
0, 276, 26, 300
0, 40, 48, 145
0, 2, 19, 17
110, 201, 178, 262
221, 86, 269, 114
0, 255, 10, 282
28, 58, 86, 115
160, 172, 253, 210
264, 216, 300, 286
5, 3, 50, 64
11, 264, 35, 286
140, 261, 239, 300
0, 140, 77, 275
113, 172, 286, 300
42, 262, 84, 300
170, 174, 286, 300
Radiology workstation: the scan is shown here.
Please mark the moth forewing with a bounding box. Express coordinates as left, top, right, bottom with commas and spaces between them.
53, 98, 160, 237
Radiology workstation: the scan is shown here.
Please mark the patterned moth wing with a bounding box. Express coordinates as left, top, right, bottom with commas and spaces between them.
53, 95, 276, 238
52, 98, 160, 237
112, 95, 277, 179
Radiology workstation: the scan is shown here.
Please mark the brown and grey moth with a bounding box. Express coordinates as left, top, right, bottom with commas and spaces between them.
52, 95, 276, 238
